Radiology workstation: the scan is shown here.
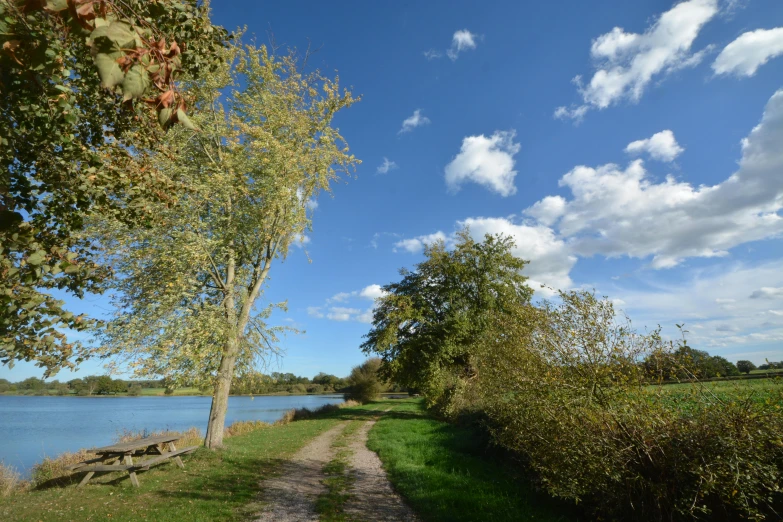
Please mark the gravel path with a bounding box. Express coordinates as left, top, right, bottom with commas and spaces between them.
343, 416, 419, 522
255, 422, 348, 522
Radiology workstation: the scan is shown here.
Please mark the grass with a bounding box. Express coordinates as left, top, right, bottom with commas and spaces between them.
0, 416, 341, 521
1, 398, 585, 521
315, 420, 361, 521
366, 399, 578, 522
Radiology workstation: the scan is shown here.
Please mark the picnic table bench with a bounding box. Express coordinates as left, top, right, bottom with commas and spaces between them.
65, 434, 199, 487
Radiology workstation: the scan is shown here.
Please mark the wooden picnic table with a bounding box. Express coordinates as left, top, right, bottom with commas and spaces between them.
66, 434, 199, 487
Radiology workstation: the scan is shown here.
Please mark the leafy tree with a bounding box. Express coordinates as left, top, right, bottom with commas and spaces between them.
127, 384, 142, 396
95, 375, 113, 394
95, 41, 358, 448
361, 229, 532, 404
312, 372, 341, 386
345, 358, 383, 404
1, 0, 226, 376
737, 360, 756, 374
17, 376, 45, 390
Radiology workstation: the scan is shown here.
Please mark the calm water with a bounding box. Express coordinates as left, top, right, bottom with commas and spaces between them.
0, 394, 344, 475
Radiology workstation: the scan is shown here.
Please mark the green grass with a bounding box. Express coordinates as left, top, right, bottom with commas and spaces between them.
366, 399, 578, 522
315, 420, 362, 522
0, 416, 341, 521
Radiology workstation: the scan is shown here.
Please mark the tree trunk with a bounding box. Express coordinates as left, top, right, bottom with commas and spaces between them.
204, 334, 239, 449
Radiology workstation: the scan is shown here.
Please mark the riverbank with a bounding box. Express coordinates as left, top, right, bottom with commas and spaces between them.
0, 399, 576, 522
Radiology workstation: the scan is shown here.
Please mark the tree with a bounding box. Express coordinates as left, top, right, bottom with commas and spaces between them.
1, 0, 226, 376
345, 358, 382, 404
361, 229, 532, 404
737, 360, 756, 375
95, 41, 359, 448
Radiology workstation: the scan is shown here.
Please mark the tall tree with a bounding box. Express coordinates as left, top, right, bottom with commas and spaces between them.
361, 230, 533, 403
1, 0, 226, 376
95, 41, 358, 448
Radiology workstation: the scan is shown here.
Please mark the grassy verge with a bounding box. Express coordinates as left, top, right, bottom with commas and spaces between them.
367, 399, 578, 522
315, 420, 362, 521
0, 416, 341, 521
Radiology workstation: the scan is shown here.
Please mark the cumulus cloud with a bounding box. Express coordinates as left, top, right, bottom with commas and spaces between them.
393, 232, 448, 254
308, 284, 388, 324
713, 27, 783, 77
399, 109, 431, 134
625, 130, 685, 162
444, 130, 521, 196
555, 0, 718, 120
393, 219, 575, 293
750, 287, 783, 299
447, 29, 478, 60
530, 88, 783, 269
377, 157, 398, 174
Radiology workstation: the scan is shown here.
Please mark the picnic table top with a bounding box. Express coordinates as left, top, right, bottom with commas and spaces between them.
90, 434, 181, 454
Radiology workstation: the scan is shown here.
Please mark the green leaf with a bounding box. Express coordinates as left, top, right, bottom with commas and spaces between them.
27, 251, 46, 266
158, 107, 174, 129
94, 52, 125, 89
176, 109, 197, 130
106, 22, 137, 50
44, 0, 69, 12
121, 64, 150, 101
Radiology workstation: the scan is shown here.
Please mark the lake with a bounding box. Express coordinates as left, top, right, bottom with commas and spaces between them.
0, 394, 344, 476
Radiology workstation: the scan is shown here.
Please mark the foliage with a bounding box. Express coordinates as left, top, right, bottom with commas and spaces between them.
361, 229, 532, 404
94, 39, 358, 447
737, 360, 757, 374
474, 291, 783, 521
366, 399, 573, 522
0, 461, 23, 497
344, 357, 382, 404
0, 0, 227, 376
645, 344, 741, 380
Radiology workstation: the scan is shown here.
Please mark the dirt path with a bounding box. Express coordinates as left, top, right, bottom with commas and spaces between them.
255, 422, 348, 522
343, 416, 419, 522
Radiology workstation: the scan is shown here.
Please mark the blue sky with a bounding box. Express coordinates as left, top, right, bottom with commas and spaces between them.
5, 0, 783, 382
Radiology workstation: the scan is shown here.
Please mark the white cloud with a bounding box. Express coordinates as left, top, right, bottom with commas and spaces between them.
399, 109, 431, 134
556, 0, 718, 120
326, 307, 361, 321
377, 157, 398, 174
393, 219, 575, 292
358, 284, 387, 300
292, 233, 311, 248
423, 49, 443, 60
625, 130, 685, 162
524, 196, 567, 226
750, 287, 783, 299
444, 130, 520, 196
713, 27, 783, 77
447, 29, 478, 60
308, 284, 387, 324
609, 260, 783, 361
306, 306, 324, 319
529, 88, 783, 269
393, 231, 448, 254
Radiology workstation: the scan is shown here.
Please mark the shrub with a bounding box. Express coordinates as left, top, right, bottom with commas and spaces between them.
224, 420, 270, 437
30, 449, 93, 487
0, 461, 24, 497
474, 291, 783, 521
127, 385, 142, 396
345, 358, 382, 404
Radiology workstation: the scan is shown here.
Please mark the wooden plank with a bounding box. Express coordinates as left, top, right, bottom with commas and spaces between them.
167, 441, 185, 469
76, 464, 133, 472
77, 471, 95, 487
65, 456, 107, 471
91, 434, 182, 454
133, 446, 199, 470
124, 454, 140, 487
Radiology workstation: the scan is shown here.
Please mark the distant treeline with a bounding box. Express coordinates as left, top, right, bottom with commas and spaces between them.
0, 370, 401, 397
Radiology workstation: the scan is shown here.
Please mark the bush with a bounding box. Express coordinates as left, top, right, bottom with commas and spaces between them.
224, 420, 270, 437
345, 358, 382, 404
0, 461, 24, 497
127, 385, 142, 396
474, 291, 783, 521
30, 449, 93, 487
